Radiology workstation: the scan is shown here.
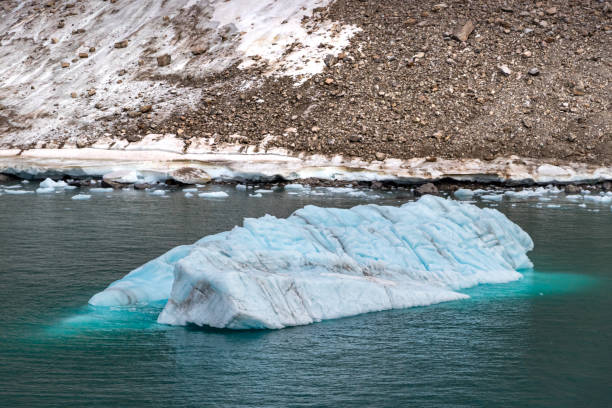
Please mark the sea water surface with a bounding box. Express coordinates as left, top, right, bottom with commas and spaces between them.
0, 184, 611, 407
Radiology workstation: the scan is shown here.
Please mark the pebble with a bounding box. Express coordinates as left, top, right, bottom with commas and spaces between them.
498, 65, 512, 76
528, 68, 540, 76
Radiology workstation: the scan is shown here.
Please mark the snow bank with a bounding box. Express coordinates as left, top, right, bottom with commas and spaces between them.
89, 196, 533, 329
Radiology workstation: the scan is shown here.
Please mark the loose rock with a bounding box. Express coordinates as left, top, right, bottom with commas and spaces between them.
416, 183, 439, 195
452, 20, 475, 42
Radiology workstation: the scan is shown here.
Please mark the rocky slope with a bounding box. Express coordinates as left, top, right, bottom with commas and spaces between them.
0, 0, 610, 179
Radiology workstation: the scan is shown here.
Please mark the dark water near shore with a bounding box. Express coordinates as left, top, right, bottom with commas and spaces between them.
1, 185, 611, 407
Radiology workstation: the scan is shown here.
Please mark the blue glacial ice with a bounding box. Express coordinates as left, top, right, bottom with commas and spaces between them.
89, 196, 533, 329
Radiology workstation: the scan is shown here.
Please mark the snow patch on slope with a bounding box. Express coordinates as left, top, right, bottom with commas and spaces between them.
0, 0, 356, 146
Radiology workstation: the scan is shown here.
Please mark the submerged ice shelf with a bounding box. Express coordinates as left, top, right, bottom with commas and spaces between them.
89, 196, 534, 329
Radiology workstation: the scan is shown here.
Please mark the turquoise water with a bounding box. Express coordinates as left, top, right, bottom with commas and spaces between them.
1, 186, 611, 407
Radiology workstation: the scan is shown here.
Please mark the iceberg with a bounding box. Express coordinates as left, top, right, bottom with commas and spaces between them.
89, 196, 533, 329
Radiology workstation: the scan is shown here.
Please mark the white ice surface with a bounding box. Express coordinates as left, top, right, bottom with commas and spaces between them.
198, 191, 229, 198
71, 194, 92, 200
454, 188, 475, 199
89, 196, 533, 330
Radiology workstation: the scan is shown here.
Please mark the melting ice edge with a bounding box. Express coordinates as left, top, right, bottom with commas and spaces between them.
89, 196, 533, 329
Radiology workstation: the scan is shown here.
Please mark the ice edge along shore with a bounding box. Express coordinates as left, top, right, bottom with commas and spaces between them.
1, 145, 611, 185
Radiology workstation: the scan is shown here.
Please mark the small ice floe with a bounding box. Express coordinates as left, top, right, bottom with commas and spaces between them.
184, 192, 194, 198
546, 204, 561, 208
198, 191, 229, 198
71, 194, 91, 200
254, 189, 274, 194
583, 195, 612, 204
324, 187, 356, 194
21, 180, 29, 184
453, 188, 474, 199
89, 187, 113, 193
3, 189, 33, 194
249, 193, 263, 198
578, 203, 587, 208
36, 187, 56, 194
4, 185, 21, 189
538, 197, 552, 202
150, 190, 166, 196
182, 188, 198, 193
481, 194, 503, 202
235, 184, 247, 191
565, 195, 582, 201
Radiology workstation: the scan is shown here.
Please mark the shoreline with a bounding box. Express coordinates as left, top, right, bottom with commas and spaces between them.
1, 147, 612, 190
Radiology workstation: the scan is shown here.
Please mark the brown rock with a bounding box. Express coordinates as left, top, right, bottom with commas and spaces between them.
61, 61, 70, 68
416, 183, 439, 195
169, 167, 211, 184
79, 52, 88, 58
564, 184, 581, 194
114, 40, 129, 49
452, 20, 475, 42
375, 152, 386, 161
140, 105, 153, 113
191, 47, 207, 56
157, 54, 171, 67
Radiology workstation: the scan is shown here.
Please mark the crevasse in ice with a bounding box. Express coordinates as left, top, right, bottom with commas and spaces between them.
89, 196, 533, 329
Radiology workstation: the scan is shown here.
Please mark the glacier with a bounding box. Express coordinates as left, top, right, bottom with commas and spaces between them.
89, 196, 533, 329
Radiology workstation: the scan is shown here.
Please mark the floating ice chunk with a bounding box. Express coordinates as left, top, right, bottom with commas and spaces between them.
198, 191, 229, 198
481, 194, 503, 202
90, 196, 533, 330
72, 194, 91, 200
578, 203, 587, 208
40, 178, 68, 189
90, 188, 114, 193
21, 180, 29, 184
89, 246, 193, 306
324, 187, 356, 194
235, 184, 247, 191
3, 189, 33, 194
182, 188, 198, 193
284, 183, 307, 191
565, 195, 582, 201
4, 185, 21, 189
254, 189, 273, 193
249, 193, 263, 198
583, 195, 612, 204
36, 187, 55, 194
546, 204, 561, 208
454, 188, 474, 199
150, 190, 166, 196
184, 192, 194, 198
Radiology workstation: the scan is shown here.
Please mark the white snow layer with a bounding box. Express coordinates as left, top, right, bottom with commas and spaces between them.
89, 196, 533, 329
0, 0, 356, 145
